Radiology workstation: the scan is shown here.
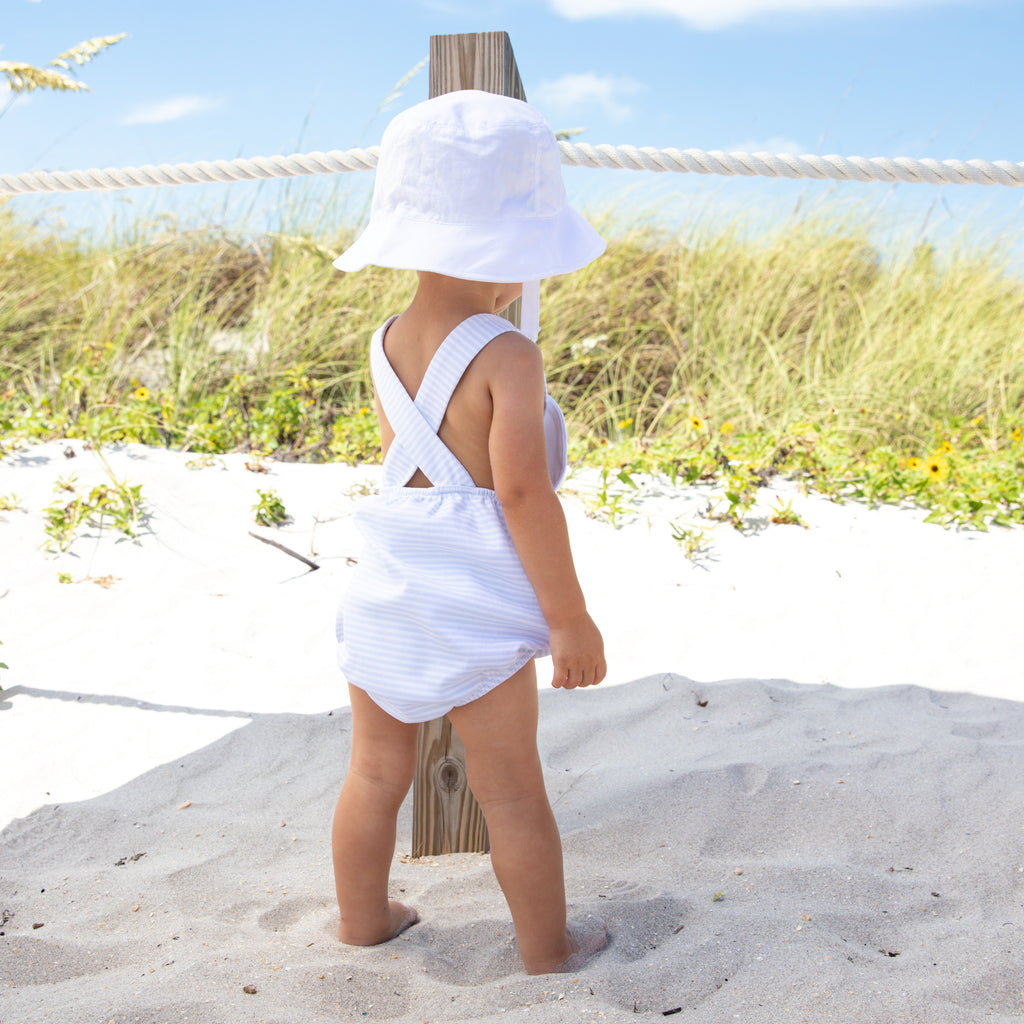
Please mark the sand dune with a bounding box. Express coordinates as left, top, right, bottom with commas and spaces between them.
1, 441, 1022, 1022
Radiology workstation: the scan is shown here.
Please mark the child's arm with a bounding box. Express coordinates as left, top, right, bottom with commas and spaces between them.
488, 334, 606, 690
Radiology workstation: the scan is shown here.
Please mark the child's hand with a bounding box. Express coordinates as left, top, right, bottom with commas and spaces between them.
549, 612, 607, 689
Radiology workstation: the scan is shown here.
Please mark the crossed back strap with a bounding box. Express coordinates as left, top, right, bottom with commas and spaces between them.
372, 313, 516, 488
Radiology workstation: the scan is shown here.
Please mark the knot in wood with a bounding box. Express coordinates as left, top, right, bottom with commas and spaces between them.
434, 756, 466, 794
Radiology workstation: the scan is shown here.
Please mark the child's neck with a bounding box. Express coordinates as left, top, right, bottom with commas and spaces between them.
407, 272, 520, 324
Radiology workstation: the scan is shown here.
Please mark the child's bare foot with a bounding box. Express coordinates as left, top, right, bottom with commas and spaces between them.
526, 919, 608, 975
386, 900, 420, 939
338, 900, 419, 946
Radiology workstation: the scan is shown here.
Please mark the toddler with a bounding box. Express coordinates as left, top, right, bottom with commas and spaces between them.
330, 89, 608, 975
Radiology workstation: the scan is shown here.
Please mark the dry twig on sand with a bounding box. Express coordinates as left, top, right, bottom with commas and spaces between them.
248, 531, 320, 572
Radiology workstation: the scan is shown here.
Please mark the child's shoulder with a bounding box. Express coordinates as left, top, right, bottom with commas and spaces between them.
453, 313, 534, 351
475, 324, 545, 376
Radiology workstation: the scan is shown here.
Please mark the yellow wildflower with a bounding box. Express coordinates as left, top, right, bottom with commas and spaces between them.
907, 457, 922, 470
359, 406, 370, 416
923, 456, 949, 483
720, 421, 735, 435
617, 417, 633, 430
970, 415, 984, 427
1012, 427, 1022, 443
134, 386, 150, 401
938, 440, 954, 454
690, 415, 704, 431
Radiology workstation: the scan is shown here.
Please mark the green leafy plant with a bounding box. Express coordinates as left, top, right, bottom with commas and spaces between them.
710, 469, 759, 530
252, 488, 288, 527
43, 474, 144, 552
329, 406, 382, 463
0, 493, 20, 512
584, 465, 639, 527
184, 454, 226, 470
670, 521, 711, 560
769, 495, 808, 528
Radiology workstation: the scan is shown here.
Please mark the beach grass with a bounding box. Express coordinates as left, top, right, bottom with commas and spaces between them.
1, 198, 1022, 530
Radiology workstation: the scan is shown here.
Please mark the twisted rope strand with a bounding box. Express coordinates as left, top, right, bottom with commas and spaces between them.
2, 142, 1023, 197
557, 143, 1024, 187
0, 148, 382, 197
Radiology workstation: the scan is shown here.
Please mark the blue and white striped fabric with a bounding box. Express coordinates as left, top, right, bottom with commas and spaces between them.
336, 314, 567, 724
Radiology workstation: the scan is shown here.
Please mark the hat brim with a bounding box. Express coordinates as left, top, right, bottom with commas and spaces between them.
333, 205, 605, 282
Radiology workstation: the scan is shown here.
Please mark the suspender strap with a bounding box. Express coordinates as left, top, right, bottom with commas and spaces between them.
373, 314, 516, 487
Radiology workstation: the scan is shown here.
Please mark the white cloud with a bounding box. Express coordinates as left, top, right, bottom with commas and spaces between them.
548, 0, 952, 31
121, 95, 222, 126
531, 72, 645, 121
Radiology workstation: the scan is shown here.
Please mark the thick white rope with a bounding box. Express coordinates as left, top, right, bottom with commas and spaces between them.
3, 142, 1024, 197
559, 143, 1024, 187
0, 148, 381, 196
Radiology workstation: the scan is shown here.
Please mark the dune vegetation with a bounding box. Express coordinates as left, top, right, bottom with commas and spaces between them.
1, 199, 1022, 531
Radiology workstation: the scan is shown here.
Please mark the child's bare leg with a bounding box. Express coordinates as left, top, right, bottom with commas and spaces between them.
332, 684, 420, 945
447, 661, 606, 974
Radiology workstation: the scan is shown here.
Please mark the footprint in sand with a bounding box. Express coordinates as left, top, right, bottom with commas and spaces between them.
595, 878, 650, 901
402, 917, 523, 984
2, 934, 135, 986
596, 894, 692, 964
257, 894, 332, 940
726, 762, 770, 796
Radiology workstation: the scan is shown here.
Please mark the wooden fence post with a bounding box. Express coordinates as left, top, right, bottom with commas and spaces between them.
411, 31, 527, 859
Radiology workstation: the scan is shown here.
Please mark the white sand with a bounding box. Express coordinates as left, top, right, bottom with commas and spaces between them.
2, 440, 1022, 1022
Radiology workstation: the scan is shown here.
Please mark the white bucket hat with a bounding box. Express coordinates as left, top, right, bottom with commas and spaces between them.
333, 89, 605, 286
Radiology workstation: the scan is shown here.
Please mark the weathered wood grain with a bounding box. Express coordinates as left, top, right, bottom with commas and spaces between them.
412, 717, 489, 857
428, 31, 525, 101
412, 31, 529, 857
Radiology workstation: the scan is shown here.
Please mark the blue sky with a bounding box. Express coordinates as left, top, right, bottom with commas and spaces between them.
3, 0, 1024, 255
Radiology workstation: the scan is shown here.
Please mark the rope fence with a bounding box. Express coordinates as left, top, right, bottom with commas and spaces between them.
3, 142, 1024, 198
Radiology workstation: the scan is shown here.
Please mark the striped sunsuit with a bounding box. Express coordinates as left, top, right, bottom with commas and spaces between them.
336, 313, 568, 724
